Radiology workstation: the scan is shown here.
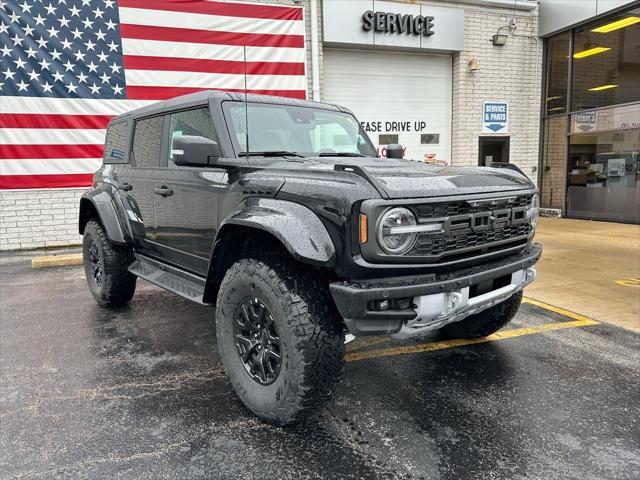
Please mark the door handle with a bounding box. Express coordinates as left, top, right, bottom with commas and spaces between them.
154, 186, 173, 197
119, 182, 133, 191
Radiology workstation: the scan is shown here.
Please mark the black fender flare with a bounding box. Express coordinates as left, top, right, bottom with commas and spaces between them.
78, 184, 131, 245
214, 198, 336, 266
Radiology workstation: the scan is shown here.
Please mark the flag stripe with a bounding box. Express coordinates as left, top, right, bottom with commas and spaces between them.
118, 7, 304, 36
125, 69, 306, 90
0, 174, 94, 189
0, 96, 156, 116
0, 114, 113, 130
0, 158, 103, 176
0, 144, 104, 160
119, 24, 304, 48
1, 129, 107, 145
117, 0, 303, 21
121, 39, 304, 63
126, 86, 306, 100
123, 55, 305, 76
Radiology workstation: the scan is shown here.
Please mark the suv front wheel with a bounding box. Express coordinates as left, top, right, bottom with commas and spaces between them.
82, 219, 136, 307
215, 254, 345, 426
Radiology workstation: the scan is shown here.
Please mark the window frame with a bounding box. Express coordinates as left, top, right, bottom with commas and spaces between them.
162, 105, 218, 169
130, 114, 167, 170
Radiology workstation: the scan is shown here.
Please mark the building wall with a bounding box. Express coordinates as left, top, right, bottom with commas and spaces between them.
540, 116, 568, 210
451, 3, 542, 178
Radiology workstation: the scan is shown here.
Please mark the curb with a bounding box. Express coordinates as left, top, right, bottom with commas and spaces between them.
32, 253, 83, 269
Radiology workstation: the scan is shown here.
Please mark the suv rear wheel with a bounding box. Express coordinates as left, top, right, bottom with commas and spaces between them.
215, 254, 345, 426
439, 291, 523, 339
83, 219, 136, 307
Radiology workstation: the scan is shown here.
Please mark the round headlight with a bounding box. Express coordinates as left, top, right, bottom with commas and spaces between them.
527, 193, 540, 230
377, 207, 418, 254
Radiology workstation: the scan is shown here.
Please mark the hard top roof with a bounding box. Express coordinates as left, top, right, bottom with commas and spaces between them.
110, 90, 348, 124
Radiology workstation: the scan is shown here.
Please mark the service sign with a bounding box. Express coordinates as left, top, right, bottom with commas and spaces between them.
482, 101, 509, 133
323, 0, 464, 52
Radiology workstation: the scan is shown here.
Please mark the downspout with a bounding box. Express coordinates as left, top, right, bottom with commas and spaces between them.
310, 0, 321, 101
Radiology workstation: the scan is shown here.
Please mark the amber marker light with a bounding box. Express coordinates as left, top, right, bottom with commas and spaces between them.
589, 84, 618, 91
591, 16, 640, 33
359, 214, 368, 244
573, 47, 611, 58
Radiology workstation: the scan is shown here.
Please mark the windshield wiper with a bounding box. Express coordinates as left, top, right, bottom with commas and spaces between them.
318, 152, 365, 157
239, 151, 304, 158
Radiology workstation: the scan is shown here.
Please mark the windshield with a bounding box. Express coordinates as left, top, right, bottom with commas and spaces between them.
222, 101, 377, 157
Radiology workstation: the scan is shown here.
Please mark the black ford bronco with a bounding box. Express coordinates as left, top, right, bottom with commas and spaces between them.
79, 91, 541, 425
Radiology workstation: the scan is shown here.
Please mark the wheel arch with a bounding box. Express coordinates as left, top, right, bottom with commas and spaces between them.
79, 186, 129, 245
202, 198, 337, 303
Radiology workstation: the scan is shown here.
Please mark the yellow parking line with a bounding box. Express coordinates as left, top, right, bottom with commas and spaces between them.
346, 297, 599, 363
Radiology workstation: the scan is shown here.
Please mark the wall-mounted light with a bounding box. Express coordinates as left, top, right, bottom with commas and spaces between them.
467, 58, 480, 72
492, 33, 508, 46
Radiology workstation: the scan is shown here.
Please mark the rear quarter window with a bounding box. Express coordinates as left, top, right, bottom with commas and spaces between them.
103, 121, 129, 164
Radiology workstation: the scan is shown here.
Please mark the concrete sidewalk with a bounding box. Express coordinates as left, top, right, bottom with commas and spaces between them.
525, 217, 640, 332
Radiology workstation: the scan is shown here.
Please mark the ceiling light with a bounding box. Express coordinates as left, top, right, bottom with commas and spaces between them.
547, 107, 564, 112
546, 96, 562, 102
591, 16, 640, 33
573, 47, 611, 58
589, 84, 618, 91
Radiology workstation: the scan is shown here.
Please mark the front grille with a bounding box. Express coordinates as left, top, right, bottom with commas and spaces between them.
405, 194, 533, 260
412, 194, 532, 218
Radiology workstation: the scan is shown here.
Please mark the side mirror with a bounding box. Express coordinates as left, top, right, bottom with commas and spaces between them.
172, 135, 220, 167
386, 144, 404, 159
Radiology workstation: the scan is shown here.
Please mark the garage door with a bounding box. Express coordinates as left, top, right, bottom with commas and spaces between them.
323, 49, 452, 163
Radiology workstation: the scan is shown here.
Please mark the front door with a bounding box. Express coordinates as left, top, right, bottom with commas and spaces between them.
479, 136, 510, 166
153, 106, 223, 275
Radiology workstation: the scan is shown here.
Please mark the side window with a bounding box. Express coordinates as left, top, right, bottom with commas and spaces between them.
103, 121, 128, 164
167, 107, 217, 168
132, 116, 164, 168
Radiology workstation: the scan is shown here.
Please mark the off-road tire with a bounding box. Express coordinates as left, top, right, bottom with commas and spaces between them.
83, 219, 136, 307
439, 291, 523, 339
215, 254, 345, 426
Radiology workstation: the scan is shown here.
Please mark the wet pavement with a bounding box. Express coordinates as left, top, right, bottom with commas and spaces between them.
1, 259, 639, 480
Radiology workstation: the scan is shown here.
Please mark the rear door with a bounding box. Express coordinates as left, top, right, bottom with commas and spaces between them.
152, 106, 224, 275
118, 115, 165, 252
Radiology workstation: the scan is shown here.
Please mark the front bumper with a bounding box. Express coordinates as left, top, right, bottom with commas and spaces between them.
330, 243, 542, 337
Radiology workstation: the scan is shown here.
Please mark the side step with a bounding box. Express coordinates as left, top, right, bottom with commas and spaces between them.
128, 255, 208, 305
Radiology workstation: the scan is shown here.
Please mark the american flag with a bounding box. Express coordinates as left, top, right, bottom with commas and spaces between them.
0, 0, 306, 189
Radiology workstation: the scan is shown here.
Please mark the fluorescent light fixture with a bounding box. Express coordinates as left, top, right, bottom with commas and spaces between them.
547, 107, 564, 112
591, 16, 640, 33
573, 47, 611, 58
589, 84, 618, 91
546, 96, 562, 102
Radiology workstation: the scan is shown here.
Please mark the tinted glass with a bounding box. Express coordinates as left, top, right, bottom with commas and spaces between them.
103, 121, 128, 164
572, 7, 640, 112
566, 128, 640, 222
167, 107, 217, 168
223, 102, 377, 157
132, 116, 164, 168
544, 32, 570, 115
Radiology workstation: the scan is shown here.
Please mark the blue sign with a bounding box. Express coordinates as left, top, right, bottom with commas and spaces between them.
483, 101, 509, 133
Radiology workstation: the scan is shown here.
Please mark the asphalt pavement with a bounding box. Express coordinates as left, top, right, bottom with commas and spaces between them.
1, 258, 639, 480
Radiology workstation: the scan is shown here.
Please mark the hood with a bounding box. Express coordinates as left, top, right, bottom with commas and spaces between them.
260, 156, 535, 199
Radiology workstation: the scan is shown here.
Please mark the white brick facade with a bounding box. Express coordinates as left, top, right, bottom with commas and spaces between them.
450, 3, 542, 177
0, 0, 542, 251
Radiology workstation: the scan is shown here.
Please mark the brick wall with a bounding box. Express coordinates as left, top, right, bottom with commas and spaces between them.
540, 115, 567, 210
0, 189, 86, 250
450, 3, 542, 181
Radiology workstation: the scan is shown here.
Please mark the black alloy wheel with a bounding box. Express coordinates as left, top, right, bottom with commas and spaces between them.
87, 240, 104, 288
233, 297, 282, 385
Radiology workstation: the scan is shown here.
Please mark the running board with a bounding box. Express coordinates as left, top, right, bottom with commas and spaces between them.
128, 255, 207, 305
